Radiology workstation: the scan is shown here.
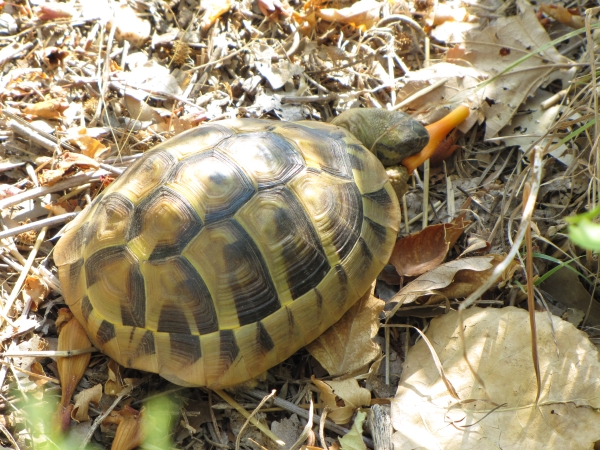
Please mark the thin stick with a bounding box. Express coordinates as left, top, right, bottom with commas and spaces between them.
0, 213, 77, 241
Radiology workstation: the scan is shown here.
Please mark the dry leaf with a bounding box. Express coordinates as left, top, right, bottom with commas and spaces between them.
45, 200, 80, 215
57, 152, 100, 171
108, 3, 151, 47
257, 0, 291, 18
22, 98, 69, 119
105, 406, 146, 450
313, 377, 371, 425
67, 127, 108, 159
396, 63, 484, 132
539, 4, 584, 29
36, 3, 74, 20
387, 256, 502, 310
29, 361, 50, 387
391, 307, 600, 449
317, 0, 382, 31
0, 184, 23, 200
56, 317, 92, 432
72, 383, 102, 422
307, 291, 383, 377
23, 275, 49, 308
390, 214, 470, 277
200, 0, 233, 32
38, 168, 66, 187
447, 0, 574, 140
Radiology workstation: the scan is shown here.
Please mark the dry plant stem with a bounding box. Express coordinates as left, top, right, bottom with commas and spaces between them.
390, 77, 448, 111
523, 181, 541, 403
289, 398, 313, 450
457, 146, 543, 393
0, 419, 19, 450
0, 213, 77, 241
78, 385, 133, 450
0, 169, 107, 211
319, 408, 329, 450
214, 389, 284, 447
1, 348, 96, 358
207, 390, 223, 446
1, 218, 50, 321
234, 389, 280, 449
245, 389, 375, 448
422, 159, 430, 229
402, 194, 409, 234
586, 7, 600, 205
0, 359, 59, 384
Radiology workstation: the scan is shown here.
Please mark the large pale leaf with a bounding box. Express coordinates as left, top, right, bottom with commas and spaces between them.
392, 307, 600, 449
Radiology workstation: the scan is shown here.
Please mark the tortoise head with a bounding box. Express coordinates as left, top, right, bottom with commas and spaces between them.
330, 109, 429, 166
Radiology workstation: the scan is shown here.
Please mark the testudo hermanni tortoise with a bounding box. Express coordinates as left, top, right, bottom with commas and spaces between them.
54, 109, 430, 389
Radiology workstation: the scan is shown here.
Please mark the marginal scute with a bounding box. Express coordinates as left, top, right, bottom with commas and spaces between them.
53, 114, 411, 389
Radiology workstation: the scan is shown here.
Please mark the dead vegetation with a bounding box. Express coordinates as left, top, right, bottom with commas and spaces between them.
0, 0, 599, 448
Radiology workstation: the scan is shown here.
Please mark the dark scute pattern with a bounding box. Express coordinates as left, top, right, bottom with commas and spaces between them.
269, 188, 330, 299
96, 320, 116, 345
363, 188, 393, 208
365, 217, 388, 244
122, 272, 146, 328
335, 264, 348, 287
348, 153, 364, 171
158, 304, 190, 334
64, 222, 89, 261
358, 237, 373, 264
68, 258, 85, 290
169, 333, 202, 365
286, 307, 295, 328
314, 288, 323, 310
221, 132, 305, 189
150, 257, 219, 334
256, 321, 275, 354
173, 150, 256, 224
85, 246, 125, 287
137, 330, 156, 356
81, 296, 93, 322
223, 221, 281, 326
127, 186, 204, 260
331, 183, 363, 261
219, 329, 240, 367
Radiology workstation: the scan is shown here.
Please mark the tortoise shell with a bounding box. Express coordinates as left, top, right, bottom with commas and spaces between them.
54, 118, 403, 389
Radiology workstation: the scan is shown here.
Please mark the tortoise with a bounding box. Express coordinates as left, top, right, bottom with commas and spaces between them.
53, 109, 432, 389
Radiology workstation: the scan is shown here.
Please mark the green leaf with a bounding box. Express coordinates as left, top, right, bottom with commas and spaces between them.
569, 218, 600, 251
339, 410, 367, 450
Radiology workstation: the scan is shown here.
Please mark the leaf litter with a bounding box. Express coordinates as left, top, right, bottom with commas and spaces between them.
0, 0, 598, 447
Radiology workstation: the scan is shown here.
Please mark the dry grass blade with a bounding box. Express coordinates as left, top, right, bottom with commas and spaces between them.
383, 324, 459, 400
288, 398, 313, 450
233, 389, 281, 449
214, 389, 284, 447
